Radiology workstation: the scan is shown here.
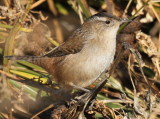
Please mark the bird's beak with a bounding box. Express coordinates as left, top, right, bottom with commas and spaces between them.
120, 18, 132, 23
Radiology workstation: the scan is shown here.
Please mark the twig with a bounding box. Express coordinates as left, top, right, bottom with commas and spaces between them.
46, 36, 59, 46
81, 0, 91, 15
128, 55, 136, 92
46, 0, 64, 43
30, 104, 54, 119
31, 0, 46, 9
77, 0, 91, 18
47, 0, 57, 16
122, 0, 133, 17
52, 19, 64, 43
148, 2, 160, 22
130, 48, 149, 85
78, 5, 84, 24
98, 99, 133, 104
124, 43, 152, 115
0, 70, 23, 81
128, 54, 142, 115
0, 23, 32, 32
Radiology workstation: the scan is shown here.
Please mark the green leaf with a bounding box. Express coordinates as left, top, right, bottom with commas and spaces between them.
143, 66, 155, 78
106, 102, 123, 109
77, 0, 91, 18
11, 68, 48, 77
97, 94, 109, 100
16, 60, 45, 70
10, 70, 48, 84
107, 77, 124, 92
56, 3, 68, 15
95, 113, 103, 118
0, 23, 32, 32
9, 80, 38, 100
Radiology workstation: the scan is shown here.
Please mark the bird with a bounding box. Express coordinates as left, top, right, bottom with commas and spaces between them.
5, 12, 130, 96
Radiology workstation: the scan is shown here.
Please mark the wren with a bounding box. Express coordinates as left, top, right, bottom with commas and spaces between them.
5, 12, 130, 94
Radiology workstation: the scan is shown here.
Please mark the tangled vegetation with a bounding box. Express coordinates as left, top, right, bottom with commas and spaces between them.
0, 0, 160, 119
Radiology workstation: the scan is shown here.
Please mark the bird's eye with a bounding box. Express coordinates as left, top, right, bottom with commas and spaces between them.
105, 20, 110, 24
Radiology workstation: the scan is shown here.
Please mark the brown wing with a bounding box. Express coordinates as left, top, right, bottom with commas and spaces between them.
43, 27, 86, 57
4, 27, 87, 60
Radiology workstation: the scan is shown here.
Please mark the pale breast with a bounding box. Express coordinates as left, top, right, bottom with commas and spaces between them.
57, 32, 116, 88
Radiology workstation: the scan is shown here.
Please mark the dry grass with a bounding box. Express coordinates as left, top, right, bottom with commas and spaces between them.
0, 0, 160, 119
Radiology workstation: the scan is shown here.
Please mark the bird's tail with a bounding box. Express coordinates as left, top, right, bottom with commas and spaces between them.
4, 55, 43, 61
3, 55, 53, 68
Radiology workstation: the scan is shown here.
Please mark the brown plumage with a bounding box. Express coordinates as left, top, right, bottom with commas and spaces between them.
5, 12, 130, 94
